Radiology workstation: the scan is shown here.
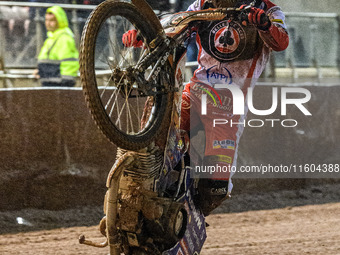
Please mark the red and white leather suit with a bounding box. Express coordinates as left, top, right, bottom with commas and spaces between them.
180, 0, 289, 192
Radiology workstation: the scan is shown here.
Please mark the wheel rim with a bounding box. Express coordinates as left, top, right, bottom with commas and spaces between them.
92, 13, 158, 136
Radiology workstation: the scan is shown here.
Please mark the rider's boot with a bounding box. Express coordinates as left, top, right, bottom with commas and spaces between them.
197, 179, 229, 216
195, 155, 232, 216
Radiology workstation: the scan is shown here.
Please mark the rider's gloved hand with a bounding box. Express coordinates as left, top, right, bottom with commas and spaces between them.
122, 29, 143, 48
240, 5, 271, 31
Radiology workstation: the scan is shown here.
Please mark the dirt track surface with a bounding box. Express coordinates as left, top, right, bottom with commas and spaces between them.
1, 202, 339, 255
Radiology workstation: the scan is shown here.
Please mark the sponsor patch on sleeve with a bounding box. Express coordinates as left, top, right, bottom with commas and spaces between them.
213, 139, 235, 150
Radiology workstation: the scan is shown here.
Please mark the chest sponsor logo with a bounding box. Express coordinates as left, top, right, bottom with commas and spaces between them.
206, 65, 233, 84
209, 20, 246, 62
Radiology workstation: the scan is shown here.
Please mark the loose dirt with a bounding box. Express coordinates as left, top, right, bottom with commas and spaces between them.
1, 183, 340, 255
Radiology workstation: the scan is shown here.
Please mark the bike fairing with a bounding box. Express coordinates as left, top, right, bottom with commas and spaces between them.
180, 0, 289, 189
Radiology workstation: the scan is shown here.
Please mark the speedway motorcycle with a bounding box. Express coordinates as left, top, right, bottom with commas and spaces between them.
78, 0, 256, 254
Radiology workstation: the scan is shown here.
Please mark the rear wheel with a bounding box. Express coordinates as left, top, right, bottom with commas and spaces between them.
80, 0, 173, 150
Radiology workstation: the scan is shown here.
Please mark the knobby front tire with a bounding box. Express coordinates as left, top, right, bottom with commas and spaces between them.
80, 0, 173, 150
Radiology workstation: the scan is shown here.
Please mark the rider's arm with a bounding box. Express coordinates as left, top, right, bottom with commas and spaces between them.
187, 0, 203, 11
187, 0, 216, 11
189, 0, 289, 52
256, 1, 289, 51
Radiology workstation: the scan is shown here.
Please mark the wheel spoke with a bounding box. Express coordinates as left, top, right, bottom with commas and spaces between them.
114, 78, 134, 127
80, 1, 170, 150
105, 73, 125, 113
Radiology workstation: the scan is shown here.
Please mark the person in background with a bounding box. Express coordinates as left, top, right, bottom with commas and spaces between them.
27, 0, 67, 31
33, 6, 79, 87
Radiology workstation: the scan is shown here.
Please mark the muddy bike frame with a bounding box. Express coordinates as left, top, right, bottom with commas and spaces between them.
79, 0, 256, 254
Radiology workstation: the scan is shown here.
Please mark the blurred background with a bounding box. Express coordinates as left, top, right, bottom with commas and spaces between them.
0, 0, 339, 87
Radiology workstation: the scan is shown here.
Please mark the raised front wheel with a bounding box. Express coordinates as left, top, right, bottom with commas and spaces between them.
80, 0, 173, 150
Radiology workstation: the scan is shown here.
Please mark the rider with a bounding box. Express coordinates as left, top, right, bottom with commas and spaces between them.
122, 0, 289, 216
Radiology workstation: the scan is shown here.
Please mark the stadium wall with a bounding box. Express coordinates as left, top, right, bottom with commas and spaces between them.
0, 85, 339, 210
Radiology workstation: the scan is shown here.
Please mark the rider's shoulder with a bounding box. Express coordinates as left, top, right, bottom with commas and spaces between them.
261, 0, 283, 12
188, 0, 216, 11
187, 0, 206, 11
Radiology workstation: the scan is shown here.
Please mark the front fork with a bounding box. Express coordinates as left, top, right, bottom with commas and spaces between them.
133, 35, 176, 95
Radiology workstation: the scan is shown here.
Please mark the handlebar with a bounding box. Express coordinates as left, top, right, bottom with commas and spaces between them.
171, 0, 268, 27
169, 4, 256, 28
